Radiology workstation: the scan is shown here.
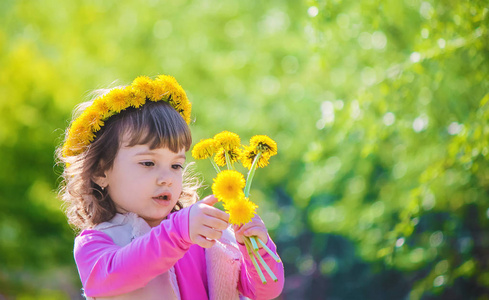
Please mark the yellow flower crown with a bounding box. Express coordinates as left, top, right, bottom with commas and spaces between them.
62, 75, 191, 157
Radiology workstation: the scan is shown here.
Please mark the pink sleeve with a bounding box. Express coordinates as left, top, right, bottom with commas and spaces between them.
74, 207, 193, 297
237, 237, 284, 300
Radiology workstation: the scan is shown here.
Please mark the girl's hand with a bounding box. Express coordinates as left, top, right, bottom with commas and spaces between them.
189, 195, 230, 248
233, 215, 269, 247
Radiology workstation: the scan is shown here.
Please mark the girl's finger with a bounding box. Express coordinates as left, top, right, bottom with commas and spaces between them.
243, 226, 266, 236
200, 226, 223, 241
202, 205, 230, 222
203, 216, 229, 231
238, 220, 264, 233
242, 227, 269, 244
200, 195, 219, 206
194, 235, 216, 248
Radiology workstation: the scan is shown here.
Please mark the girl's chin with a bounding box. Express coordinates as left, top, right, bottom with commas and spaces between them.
144, 216, 167, 227
144, 207, 176, 227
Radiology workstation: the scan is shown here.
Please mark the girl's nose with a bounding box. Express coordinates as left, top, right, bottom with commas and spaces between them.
157, 171, 173, 186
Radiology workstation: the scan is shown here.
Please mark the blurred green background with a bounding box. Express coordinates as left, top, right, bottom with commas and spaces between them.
1, 0, 488, 299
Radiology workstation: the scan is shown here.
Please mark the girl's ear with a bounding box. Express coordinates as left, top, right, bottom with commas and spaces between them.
92, 174, 107, 188
92, 168, 108, 189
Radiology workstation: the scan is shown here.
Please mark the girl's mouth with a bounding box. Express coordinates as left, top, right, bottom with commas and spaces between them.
153, 192, 172, 202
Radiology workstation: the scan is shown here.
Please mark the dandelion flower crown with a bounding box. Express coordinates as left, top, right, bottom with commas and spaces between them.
62, 75, 192, 158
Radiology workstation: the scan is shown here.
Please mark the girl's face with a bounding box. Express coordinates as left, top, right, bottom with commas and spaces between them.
100, 135, 185, 227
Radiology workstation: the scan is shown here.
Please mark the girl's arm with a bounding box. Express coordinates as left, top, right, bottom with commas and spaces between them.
237, 236, 285, 300
74, 207, 193, 297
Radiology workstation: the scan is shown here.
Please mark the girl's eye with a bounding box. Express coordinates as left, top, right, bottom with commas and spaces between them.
140, 161, 155, 167
172, 164, 184, 170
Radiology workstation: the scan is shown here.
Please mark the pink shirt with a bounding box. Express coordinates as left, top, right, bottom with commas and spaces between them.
74, 207, 284, 299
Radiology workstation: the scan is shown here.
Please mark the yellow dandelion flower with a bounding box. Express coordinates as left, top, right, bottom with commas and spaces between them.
167, 83, 185, 105
107, 88, 129, 113
132, 76, 152, 92
170, 97, 187, 116
132, 76, 162, 101
155, 75, 171, 97
192, 138, 217, 160
73, 124, 96, 144
79, 107, 104, 132
126, 86, 146, 108
64, 119, 95, 156
91, 98, 111, 118
212, 170, 245, 203
156, 75, 191, 124
214, 148, 227, 167
156, 74, 184, 104
214, 147, 242, 167
241, 146, 271, 170
224, 197, 258, 226
181, 102, 192, 124
170, 96, 187, 114
159, 75, 184, 98
70, 117, 90, 138
250, 135, 278, 157
168, 85, 189, 111
214, 131, 241, 151
230, 148, 243, 162
149, 80, 166, 101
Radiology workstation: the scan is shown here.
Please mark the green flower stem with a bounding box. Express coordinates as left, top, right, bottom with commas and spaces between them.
209, 158, 221, 174
244, 152, 262, 197
253, 246, 278, 282
224, 151, 233, 170
256, 237, 282, 263
250, 235, 259, 251
244, 237, 267, 284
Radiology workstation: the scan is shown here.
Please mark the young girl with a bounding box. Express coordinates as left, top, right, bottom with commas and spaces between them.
57, 75, 284, 300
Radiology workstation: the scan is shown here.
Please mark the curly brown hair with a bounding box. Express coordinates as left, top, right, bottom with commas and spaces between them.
56, 92, 199, 231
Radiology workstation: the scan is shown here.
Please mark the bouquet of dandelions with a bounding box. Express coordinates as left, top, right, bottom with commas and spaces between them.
192, 131, 281, 284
